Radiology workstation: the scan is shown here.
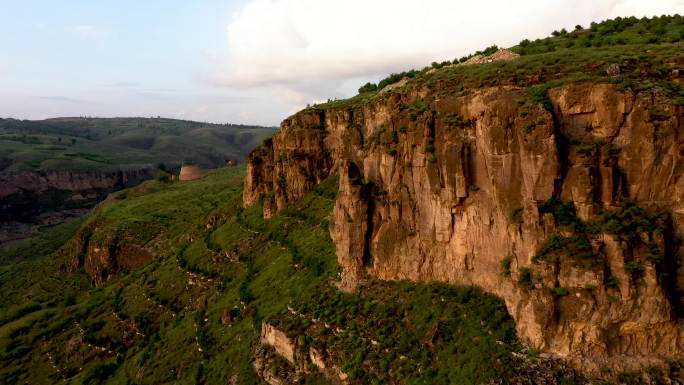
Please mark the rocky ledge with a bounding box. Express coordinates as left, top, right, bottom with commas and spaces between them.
244, 82, 684, 372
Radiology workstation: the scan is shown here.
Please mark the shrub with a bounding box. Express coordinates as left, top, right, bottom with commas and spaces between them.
358, 82, 378, 94
445, 114, 472, 128
377, 70, 419, 90
606, 275, 620, 288
500, 256, 513, 276
518, 268, 532, 286
534, 234, 596, 262
367, 126, 386, 147
156, 171, 171, 183
479, 45, 499, 56
526, 85, 553, 112
401, 98, 430, 120
552, 287, 569, 296
508, 207, 523, 224
625, 261, 644, 275
539, 197, 578, 226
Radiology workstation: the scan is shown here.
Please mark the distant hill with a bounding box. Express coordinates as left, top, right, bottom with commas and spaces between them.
0, 117, 276, 244
3, 15, 684, 385
0, 117, 276, 172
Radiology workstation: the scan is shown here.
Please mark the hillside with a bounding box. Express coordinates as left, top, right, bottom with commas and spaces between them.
0, 117, 275, 172
0, 167, 578, 385
2, 14, 684, 385
0, 117, 275, 245
243, 14, 684, 375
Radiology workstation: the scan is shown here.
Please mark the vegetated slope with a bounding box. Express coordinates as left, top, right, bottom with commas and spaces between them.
0, 117, 275, 245
0, 117, 275, 172
242, 14, 684, 374
339, 15, 684, 111
0, 167, 571, 385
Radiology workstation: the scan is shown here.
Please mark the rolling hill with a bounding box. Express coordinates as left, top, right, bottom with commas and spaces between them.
0, 117, 276, 172
2, 14, 684, 385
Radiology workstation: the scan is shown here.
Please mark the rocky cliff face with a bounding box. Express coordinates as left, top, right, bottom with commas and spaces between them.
63, 222, 154, 286
0, 167, 157, 243
254, 323, 348, 385
0, 168, 155, 201
244, 82, 684, 371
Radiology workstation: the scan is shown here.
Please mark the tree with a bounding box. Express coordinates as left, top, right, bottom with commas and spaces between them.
575, 24, 583, 31
357, 82, 378, 94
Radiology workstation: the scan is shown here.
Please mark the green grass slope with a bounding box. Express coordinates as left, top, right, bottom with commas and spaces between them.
0, 167, 554, 385
5, 14, 683, 385
0, 117, 276, 172
318, 15, 684, 113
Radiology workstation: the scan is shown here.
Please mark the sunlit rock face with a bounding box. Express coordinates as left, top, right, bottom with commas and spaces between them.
244, 82, 684, 371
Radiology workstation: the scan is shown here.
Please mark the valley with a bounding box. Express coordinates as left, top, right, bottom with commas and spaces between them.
2, 13, 684, 385
0, 117, 275, 245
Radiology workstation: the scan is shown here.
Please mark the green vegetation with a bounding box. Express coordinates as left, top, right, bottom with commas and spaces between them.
500, 256, 513, 276
400, 98, 430, 120
358, 82, 378, 94
534, 198, 668, 280
445, 113, 473, 128
518, 268, 533, 286
303, 15, 683, 116
534, 234, 597, 263
4, 14, 684, 385
0, 166, 534, 385
552, 287, 570, 297
539, 197, 580, 227
0, 217, 85, 264
508, 207, 523, 224
511, 16, 684, 55
270, 282, 518, 385
0, 117, 275, 172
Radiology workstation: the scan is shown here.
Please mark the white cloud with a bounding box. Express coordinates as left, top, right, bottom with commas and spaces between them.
69, 25, 103, 39
223, 0, 684, 89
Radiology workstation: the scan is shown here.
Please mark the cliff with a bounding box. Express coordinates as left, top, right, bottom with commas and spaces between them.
0, 167, 157, 218
63, 220, 154, 286
0, 167, 157, 244
254, 323, 348, 385
244, 82, 684, 371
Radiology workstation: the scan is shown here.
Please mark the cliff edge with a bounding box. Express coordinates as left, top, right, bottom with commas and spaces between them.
244, 78, 684, 371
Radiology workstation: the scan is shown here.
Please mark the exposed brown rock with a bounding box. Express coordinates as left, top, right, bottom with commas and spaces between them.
64, 225, 154, 286
261, 322, 297, 364
256, 323, 349, 385
243, 82, 684, 372
463, 48, 521, 65
178, 164, 205, 181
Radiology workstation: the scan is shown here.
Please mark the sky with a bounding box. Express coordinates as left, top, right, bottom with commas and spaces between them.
0, 0, 683, 126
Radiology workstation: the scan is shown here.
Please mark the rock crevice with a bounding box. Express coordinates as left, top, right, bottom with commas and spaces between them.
244, 83, 684, 370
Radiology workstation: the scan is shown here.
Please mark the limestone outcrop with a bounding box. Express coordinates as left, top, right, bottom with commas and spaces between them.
254, 323, 348, 385
243, 82, 684, 371
64, 224, 154, 286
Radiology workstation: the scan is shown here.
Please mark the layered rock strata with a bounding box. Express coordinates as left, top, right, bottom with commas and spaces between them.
244, 83, 684, 370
